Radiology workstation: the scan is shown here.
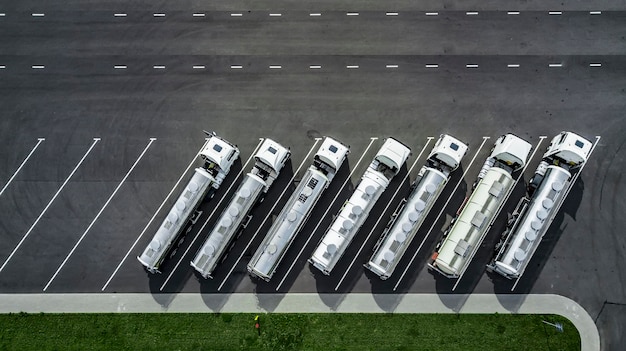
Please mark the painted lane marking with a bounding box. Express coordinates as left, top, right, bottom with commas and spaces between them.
334, 137, 434, 291
269, 13, 282, 17
507, 11, 520, 15
158, 139, 266, 291
192, 13, 205, 17
269, 65, 282, 69
192, 65, 205, 69
230, 13, 242, 17
309, 65, 322, 69
549, 11, 562, 15
43, 139, 156, 291
0, 138, 45, 197
217, 139, 323, 291
549, 63, 563, 67
392, 137, 490, 291
276, 137, 380, 291
466, 12, 479, 16
153, 65, 166, 69
230, 65, 243, 69
589, 63, 602, 67
386, 64, 399, 68
113, 13, 127, 17
507, 64, 520, 68
425, 12, 439, 16
466, 64, 479, 68
32, 65, 45, 69
0, 65, 5, 69
114, 65, 127, 69
386, 12, 398, 16
0, 138, 101, 274
31, 13, 45, 17
425, 64, 438, 68
346, 65, 359, 69
346, 12, 359, 16
309, 13, 322, 17
589, 11, 602, 15
153, 13, 166, 17
101, 138, 211, 291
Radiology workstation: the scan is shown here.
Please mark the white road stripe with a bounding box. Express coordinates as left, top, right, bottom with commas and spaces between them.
0, 138, 101, 274
425, 12, 439, 16
589, 11, 602, 15
230, 65, 243, 69
0, 13, 5, 17
589, 63, 602, 67
346, 65, 359, 69
452, 137, 546, 292
192, 65, 205, 69
217, 139, 323, 291
32, 65, 45, 69
549, 11, 562, 15
269, 13, 282, 17
549, 63, 563, 67
153, 65, 166, 69
31, 13, 45, 17
269, 65, 282, 69
466, 64, 479, 68
230, 13, 242, 17
113, 13, 127, 17
276, 137, 379, 291
114, 65, 127, 69
507, 64, 520, 68
425, 64, 439, 68
309, 65, 322, 69
386, 12, 398, 16
0, 65, 5, 69
393, 137, 490, 291
386, 64, 399, 68
101, 138, 211, 291
346, 12, 359, 16
153, 13, 166, 17
158, 139, 266, 291
507, 11, 520, 15
466, 12, 479, 16
334, 137, 434, 291
309, 13, 322, 17
0, 138, 45, 197
192, 13, 205, 17
43, 139, 156, 292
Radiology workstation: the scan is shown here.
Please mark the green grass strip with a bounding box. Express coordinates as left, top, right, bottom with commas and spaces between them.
0, 312, 579, 351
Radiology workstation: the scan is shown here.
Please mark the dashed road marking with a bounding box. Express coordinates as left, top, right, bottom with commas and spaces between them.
114, 65, 127, 69
425, 64, 439, 68
549, 63, 563, 67
393, 137, 490, 291
0, 13, 5, 17
466, 64, 479, 68
31, 13, 45, 17
425, 12, 439, 16
158, 139, 266, 292
589, 63, 602, 67
113, 13, 127, 17
153, 13, 166, 17
0, 65, 5, 69
346, 65, 359, 69
386, 64, 398, 68
0, 138, 101, 274
230, 65, 243, 69
269, 13, 282, 17
589, 11, 602, 15
346, 12, 359, 16
507, 64, 520, 68
309, 13, 321, 17
192, 13, 205, 17
217, 139, 323, 291
230, 13, 242, 17
192, 65, 205, 69
549, 11, 562, 15
0, 138, 45, 197
309, 65, 322, 69
466, 11, 479, 16
269, 65, 282, 69
334, 137, 434, 291
153, 65, 166, 69
276, 137, 380, 291
31, 65, 45, 69
43, 138, 156, 292
102, 138, 212, 291
507, 11, 520, 15
386, 12, 398, 16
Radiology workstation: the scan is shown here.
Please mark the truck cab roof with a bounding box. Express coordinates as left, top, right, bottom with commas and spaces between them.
315, 137, 350, 171
200, 136, 239, 171
544, 131, 592, 166
375, 138, 411, 174
254, 138, 290, 172
491, 134, 532, 171
430, 134, 468, 170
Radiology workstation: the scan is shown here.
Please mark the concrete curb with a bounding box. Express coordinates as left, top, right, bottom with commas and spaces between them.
0, 293, 598, 351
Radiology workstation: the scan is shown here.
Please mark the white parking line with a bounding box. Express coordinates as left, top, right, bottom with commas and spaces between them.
43, 139, 156, 291
217, 139, 323, 291
392, 137, 490, 291
153, 13, 166, 17
0, 138, 101, 274
269, 65, 282, 69
192, 13, 205, 17
269, 13, 282, 17
549, 63, 563, 67
0, 13, 5, 17
192, 65, 205, 69
31, 13, 45, 17
466, 12, 479, 16
386, 12, 398, 16
114, 65, 127, 69
230, 13, 242, 17
334, 137, 434, 291
0, 65, 5, 69
276, 137, 379, 291
425, 64, 439, 68
153, 65, 166, 69
230, 65, 243, 69
549, 11, 562, 15
0, 138, 45, 197
589, 63, 602, 67
346, 12, 359, 16
507, 11, 520, 15
101, 138, 211, 291
158, 139, 266, 291
31, 65, 45, 69
589, 11, 602, 15
113, 13, 127, 17
309, 13, 322, 17
386, 64, 399, 68
507, 64, 520, 68
451, 136, 546, 291
425, 12, 439, 16
346, 65, 359, 69
466, 64, 479, 68
309, 65, 322, 69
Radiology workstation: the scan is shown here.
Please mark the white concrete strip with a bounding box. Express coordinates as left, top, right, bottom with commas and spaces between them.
346, 65, 359, 69
230, 65, 243, 69
153, 65, 166, 69
44, 139, 157, 292
217, 139, 323, 291
309, 65, 322, 69
466, 12, 479, 16
309, 13, 321, 17
589, 11, 602, 15
386, 12, 398, 16
31, 65, 45, 69
0, 293, 600, 351
101, 139, 211, 291
346, 12, 359, 16
159, 139, 266, 291
549, 11, 562, 15
425, 12, 438, 16
425, 64, 438, 68
393, 137, 490, 291
113, 13, 127, 17
507, 11, 520, 15
0, 138, 45, 197
269, 13, 282, 17
589, 63, 602, 67
269, 65, 282, 69
230, 13, 242, 17
0, 138, 100, 274
192, 65, 205, 69
466, 64, 479, 68
507, 64, 520, 68
276, 137, 379, 291
452, 136, 546, 292
153, 13, 166, 17
334, 137, 434, 291
385, 64, 398, 68
31, 13, 45, 17
549, 63, 563, 67
114, 65, 127, 69
192, 13, 205, 17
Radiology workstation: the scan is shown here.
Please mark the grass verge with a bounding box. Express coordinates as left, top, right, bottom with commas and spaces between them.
0, 312, 579, 351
